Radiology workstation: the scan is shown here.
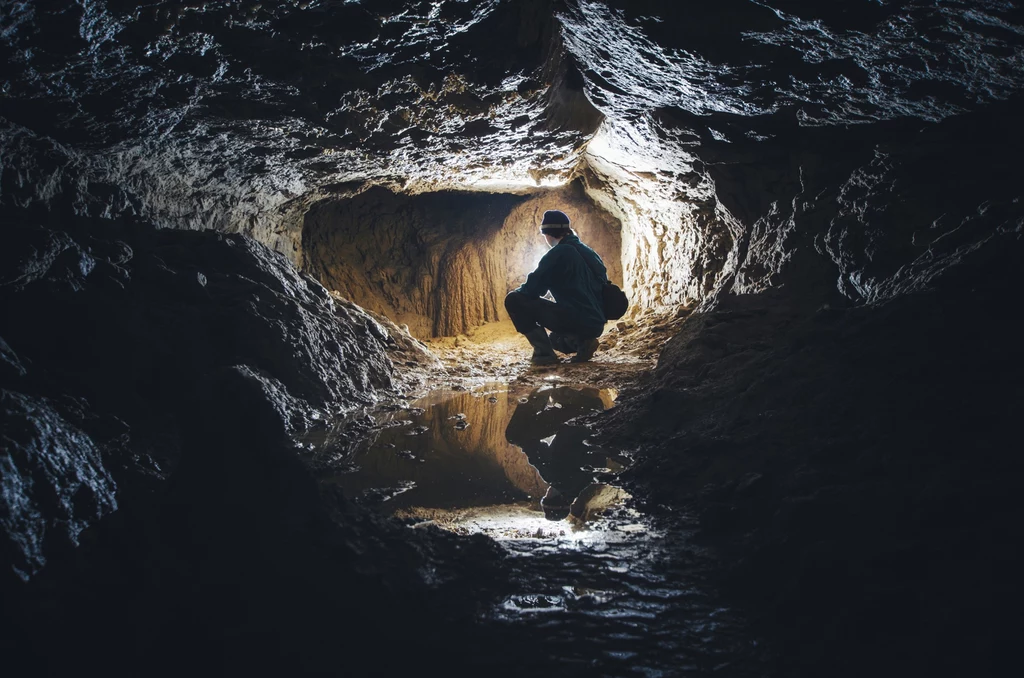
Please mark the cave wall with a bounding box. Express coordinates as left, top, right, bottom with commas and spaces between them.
0, 116, 316, 261
3, 0, 1022, 317
2, 1, 1024, 674
572, 98, 1024, 315
580, 123, 729, 313
553, 0, 1024, 313
302, 182, 622, 338
696, 100, 1022, 307
0, 0, 596, 267
0, 211, 402, 585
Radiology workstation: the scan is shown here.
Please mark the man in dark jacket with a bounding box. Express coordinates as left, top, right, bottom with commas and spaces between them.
504, 210, 607, 364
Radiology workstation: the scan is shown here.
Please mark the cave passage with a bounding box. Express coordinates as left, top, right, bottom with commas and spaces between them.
5, 0, 1024, 675
301, 182, 624, 339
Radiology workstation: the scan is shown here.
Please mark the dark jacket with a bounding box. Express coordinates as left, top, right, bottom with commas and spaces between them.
515, 233, 607, 335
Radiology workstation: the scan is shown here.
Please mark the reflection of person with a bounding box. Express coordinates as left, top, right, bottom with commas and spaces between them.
504, 210, 607, 365
505, 386, 607, 520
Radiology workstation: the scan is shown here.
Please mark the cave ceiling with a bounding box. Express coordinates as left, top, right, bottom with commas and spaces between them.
1, 0, 1023, 234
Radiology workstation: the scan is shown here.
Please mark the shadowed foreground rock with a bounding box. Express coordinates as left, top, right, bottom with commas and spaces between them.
5, 365, 509, 675
2, 0, 1024, 675
0, 213, 518, 676
602, 221, 1024, 677
0, 390, 117, 582
0, 212, 398, 581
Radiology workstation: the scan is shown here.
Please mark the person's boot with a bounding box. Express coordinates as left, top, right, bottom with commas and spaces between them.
524, 327, 558, 365
548, 332, 578, 355
570, 337, 600, 363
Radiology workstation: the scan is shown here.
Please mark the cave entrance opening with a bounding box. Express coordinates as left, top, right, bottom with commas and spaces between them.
300, 180, 624, 348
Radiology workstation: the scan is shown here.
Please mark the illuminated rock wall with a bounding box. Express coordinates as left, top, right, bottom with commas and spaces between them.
302, 183, 622, 337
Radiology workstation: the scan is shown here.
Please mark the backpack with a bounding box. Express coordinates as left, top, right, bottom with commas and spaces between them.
566, 241, 630, 321
601, 281, 629, 320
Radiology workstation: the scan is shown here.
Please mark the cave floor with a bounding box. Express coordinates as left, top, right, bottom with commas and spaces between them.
422, 316, 681, 395
301, 316, 769, 675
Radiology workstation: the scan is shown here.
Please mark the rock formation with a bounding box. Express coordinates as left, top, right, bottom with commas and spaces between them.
0, 209, 396, 581
2, 0, 1024, 675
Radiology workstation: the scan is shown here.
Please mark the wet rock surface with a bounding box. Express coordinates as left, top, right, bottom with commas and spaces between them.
2, 1, 1024, 676
600, 234, 1024, 675
4, 364, 511, 676
0, 390, 117, 583
491, 515, 770, 676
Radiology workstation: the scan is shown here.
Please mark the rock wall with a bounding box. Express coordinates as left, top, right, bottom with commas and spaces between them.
580, 141, 728, 313
0, 210, 397, 585
1, 390, 118, 583
302, 182, 622, 337
0, 0, 598, 265
2, 1, 1024, 673
553, 0, 1024, 314
586, 84, 1024, 678
600, 217, 1024, 674
668, 104, 1018, 308
3, 1, 1022, 319
571, 96, 1024, 317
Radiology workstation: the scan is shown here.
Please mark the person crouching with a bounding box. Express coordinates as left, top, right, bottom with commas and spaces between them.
504, 210, 607, 365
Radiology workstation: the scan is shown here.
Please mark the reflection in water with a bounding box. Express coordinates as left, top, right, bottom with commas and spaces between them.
505, 386, 617, 520
317, 384, 766, 674
326, 383, 620, 523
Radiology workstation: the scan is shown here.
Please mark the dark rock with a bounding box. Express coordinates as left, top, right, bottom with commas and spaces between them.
0, 210, 408, 598
734, 472, 765, 497
0, 390, 117, 583
2, 1, 1024, 675
0, 336, 27, 381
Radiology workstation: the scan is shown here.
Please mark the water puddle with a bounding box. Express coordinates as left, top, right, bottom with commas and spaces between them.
319, 382, 631, 534
306, 382, 767, 675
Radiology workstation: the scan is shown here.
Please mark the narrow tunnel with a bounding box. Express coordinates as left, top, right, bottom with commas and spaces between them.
300, 181, 624, 339
2, 2, 1023, 678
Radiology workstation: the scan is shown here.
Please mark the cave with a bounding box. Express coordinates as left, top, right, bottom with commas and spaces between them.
301, 182, 624, 338
2, 2, 1023, 677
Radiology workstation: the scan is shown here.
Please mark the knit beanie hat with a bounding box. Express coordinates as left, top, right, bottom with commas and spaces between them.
540, 210, 571, 235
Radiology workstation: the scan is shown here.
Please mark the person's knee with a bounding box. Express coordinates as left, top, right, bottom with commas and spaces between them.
504, 291, 526, 313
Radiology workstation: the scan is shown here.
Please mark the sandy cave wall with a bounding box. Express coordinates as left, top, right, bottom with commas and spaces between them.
301, 182, 622, 338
